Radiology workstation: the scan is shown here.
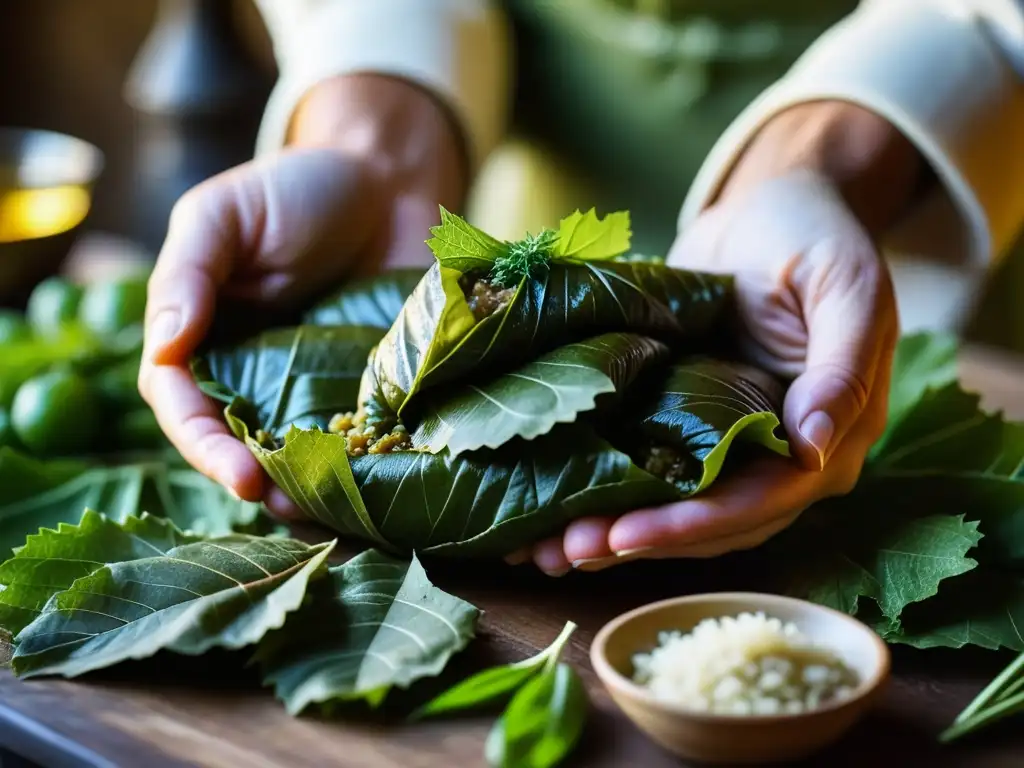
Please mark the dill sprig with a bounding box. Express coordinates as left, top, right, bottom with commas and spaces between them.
489, 229, 558, 288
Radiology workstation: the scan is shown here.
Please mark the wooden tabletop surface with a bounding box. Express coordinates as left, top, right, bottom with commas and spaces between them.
1, 344, 1023, 768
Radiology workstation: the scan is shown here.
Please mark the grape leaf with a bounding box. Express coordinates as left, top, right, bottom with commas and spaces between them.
303, 269, 425, 329
12, 536, 335, 678
777, 494, 983, 620
881, 330, 959, 435
630, 358, 790, 492
196, 325, 385, 438
0, 452, 262, 557
413, 333, 670, 455
0, 510, 200, 636
553, 209, 631, 262
426, 206, 509, 272
255, 550, 478, 714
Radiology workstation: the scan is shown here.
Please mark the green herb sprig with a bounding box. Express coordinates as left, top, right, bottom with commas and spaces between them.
414, 621, 588, 768
942, 650, 1024, 742
489, 230, 558, 289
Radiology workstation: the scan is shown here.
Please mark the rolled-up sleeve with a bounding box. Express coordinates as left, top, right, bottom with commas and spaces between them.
253, 0, 511, 170
680, 0, 1024, 269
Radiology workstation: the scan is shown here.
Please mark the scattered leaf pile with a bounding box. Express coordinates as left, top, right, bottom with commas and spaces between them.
5, 209, 1024, 759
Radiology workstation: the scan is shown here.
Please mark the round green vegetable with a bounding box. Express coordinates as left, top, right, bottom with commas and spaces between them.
11, 369, 100, 456
26, 277, 83, 337
79, 278, 148, 337
0, 310, 31, 345
95, 353, 144, 411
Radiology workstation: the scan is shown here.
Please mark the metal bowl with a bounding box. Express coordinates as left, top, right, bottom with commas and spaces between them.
0, 127, 104, 306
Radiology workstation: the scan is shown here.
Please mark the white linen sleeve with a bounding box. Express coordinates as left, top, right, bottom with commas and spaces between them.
679, 0, 1024, 268
252, 0, 511, 170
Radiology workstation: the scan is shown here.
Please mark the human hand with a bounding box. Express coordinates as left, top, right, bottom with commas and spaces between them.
514, 103, 923, 576
138, 75, 465, 515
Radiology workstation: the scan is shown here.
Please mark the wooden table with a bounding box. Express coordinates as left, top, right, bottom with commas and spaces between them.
1, 345, 1022, 768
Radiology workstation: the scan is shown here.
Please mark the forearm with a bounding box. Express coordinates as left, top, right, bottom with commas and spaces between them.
683, 0, 1024, 268
253, 0, 511, 174
288, 74, 468, 212
717, 101, 928, 240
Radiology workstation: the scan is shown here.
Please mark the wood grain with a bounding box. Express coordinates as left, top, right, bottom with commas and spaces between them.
1, 347, 1023, 768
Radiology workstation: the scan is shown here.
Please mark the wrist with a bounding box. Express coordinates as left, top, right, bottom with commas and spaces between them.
287, 74, 468, 211
716, 101, 929, 237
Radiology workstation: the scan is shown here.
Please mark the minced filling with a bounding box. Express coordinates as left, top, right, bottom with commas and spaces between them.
327, 408, 412, 456
460, 275, 516, 321
642, 445, 692, 487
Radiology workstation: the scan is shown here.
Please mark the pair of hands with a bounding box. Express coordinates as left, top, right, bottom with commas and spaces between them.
139, 80, 907, 577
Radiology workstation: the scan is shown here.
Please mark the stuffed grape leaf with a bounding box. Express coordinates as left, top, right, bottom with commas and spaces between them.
364, 259, 733, 419
629, 358, 790, 493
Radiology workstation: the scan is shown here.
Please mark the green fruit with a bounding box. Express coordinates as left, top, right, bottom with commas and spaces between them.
79, 278, 148, 337
114, 408, 166, 451
26, 277, 83, 337
0, 407, 18, 448
95, 353, 144, 410
11, 369, 99, 456
0, 310, 31, 344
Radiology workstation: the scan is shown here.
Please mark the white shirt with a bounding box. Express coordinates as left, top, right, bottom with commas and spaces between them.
253, 0, 1024, 333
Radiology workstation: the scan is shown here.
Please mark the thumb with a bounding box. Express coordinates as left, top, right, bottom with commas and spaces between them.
143, 182, 242, 368
783, 239, 896, 471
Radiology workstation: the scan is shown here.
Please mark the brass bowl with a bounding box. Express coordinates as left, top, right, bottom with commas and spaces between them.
591, 592, 891, 764
0, 128, 104, 305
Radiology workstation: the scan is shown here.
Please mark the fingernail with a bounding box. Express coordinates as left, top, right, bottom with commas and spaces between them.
146, 309, 181, 356
798, 411, 835, 469
543, 565, 571, 578
572, 556, 618, 572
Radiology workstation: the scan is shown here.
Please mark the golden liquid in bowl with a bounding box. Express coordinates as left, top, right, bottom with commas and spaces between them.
0, 185, 91, 243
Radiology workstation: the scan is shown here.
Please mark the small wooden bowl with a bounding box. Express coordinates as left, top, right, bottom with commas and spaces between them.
591, 592, 890, 764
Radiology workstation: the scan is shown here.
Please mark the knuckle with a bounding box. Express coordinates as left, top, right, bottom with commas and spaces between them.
820, 362, 872, 412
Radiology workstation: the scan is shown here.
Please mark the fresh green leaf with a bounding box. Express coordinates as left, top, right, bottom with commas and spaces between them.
886, 569, 1024, 652
303, 269, 426, 329
427, 207, 509, 272
553, 209, 631, 262
0, 452, 263, 557
196, 325, 385, 437
778, 497, 982, 621
413, 334, 671, 455
883, 331, 959, 433
871, 383, 1024, 474
226, 410, 388, 548
485, 663, 588, 768
0, 510, 200, 636
255, 550, 478, 714
630, 358, 790, 493
12, 536, 335, 678
227, 408, 677, 557
367, 260, 733, 418
414, 621, 578, 720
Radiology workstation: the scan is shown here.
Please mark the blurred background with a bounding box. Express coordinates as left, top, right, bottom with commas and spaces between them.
0, 0, 1021, 351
